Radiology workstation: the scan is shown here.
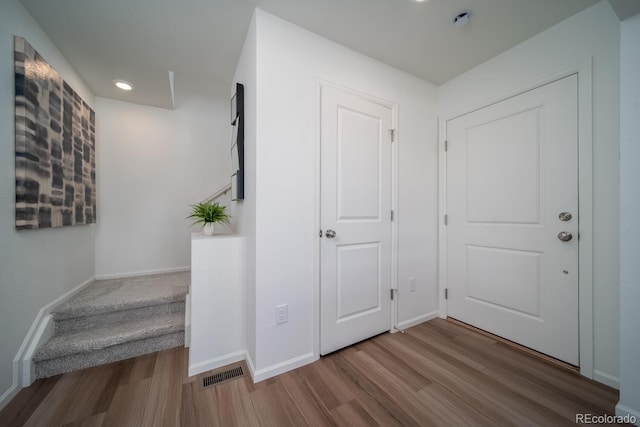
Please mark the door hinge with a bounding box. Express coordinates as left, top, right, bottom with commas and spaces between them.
444, 214, 448, 226
444, 140, 448, 152
391, 288, 398, 300
389, 129, 396, 142
391, 210, 394, 221
444, 288, 448, 300
319, 229, 322, 237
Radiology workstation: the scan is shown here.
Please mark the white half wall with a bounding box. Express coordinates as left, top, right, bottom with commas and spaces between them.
94, 77, 232, 277
617, 11, 640, 423
438, 0, 621, 385
189, 234, 246, 377
0, 0, 95, 407
248, 9, 438, 375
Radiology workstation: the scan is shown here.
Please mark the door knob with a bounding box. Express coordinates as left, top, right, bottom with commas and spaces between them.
325, 229, 336, 238
557, 231, 573, 242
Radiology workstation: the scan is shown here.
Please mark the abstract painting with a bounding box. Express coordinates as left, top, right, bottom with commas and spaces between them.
14, 36, 96, 230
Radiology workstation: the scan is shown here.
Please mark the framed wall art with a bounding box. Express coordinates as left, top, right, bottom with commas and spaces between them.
14, 36, 96, 230
231, 83, 244, 201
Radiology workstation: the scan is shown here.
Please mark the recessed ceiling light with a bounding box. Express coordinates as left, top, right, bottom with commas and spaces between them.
415, 0, 428, 2
113, 80, 134, 91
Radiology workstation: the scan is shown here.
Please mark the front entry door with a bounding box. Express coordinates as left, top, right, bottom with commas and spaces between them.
446, 74, 579, 365
320, 85, 393, 355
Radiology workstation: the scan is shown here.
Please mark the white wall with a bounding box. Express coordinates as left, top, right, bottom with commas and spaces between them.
438, 0, 620, 386
617, 12, 640, 422
0, 0, 95, 406
247, 10, 438, 377
94, 77, 231, 277
232, 13, 258, 367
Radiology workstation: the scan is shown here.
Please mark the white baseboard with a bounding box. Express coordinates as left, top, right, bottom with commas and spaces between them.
594, 370, 620, 389
0, 383, 19, 412
22, 315, 54, 387
395, 311, 440, 331
245, 351, 257, 382
252, 352, 317, 383
184, 293, 191, 348
184, 326, 191, 349
616, 403, 640, 426
20, 276, 96, 387
0, 275, 96, 411
95, 266, 190, 281
188, 350, 246, 377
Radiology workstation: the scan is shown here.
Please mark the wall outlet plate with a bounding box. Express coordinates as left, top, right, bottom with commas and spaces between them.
276, 304, 288, 325
409, 277, 416, 292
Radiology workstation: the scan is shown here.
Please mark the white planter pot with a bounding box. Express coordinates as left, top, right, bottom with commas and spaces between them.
203, 223, 215, 236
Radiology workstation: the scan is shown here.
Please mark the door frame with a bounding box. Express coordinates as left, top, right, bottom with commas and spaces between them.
438, 60, 594, 379
312, 79, 399, 359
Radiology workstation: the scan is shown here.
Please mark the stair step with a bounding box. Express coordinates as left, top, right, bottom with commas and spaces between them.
34, 271, 189, 379
52, 272, 189, 320
34, 312, 185, 362
35, 332, 184, 379
55, 301, 185, 334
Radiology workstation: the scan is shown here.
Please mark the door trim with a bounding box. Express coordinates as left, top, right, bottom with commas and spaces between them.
312, 79, 399, 359
438, 59, 594, 379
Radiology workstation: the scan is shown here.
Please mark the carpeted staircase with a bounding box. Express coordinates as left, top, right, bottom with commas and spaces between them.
33, 271, 189, 378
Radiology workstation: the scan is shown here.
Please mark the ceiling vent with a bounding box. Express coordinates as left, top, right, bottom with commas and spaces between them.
453, 11, 471, 27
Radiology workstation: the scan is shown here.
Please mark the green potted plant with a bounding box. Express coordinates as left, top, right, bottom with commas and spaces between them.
187, 201, 231, 236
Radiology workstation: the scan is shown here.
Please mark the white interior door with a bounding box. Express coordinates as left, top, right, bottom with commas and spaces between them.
446, 74, 579, 365
320, 85, 393, 355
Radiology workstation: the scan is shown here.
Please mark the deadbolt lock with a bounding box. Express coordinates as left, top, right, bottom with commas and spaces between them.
559, 212, 572, 221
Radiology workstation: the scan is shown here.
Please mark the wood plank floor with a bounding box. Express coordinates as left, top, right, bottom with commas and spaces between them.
0, 318, 621, 426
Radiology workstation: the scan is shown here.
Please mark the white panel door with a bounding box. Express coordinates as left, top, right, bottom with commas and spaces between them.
446, 75, 579, 365
320, 85, 393, 355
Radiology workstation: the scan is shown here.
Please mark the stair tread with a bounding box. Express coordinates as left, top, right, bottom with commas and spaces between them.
52, 272, 189, 320
35, 333, 184, 379
34, 312, 185, 361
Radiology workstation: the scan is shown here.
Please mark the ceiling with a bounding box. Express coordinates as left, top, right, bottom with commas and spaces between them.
19, 0, 604, 109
